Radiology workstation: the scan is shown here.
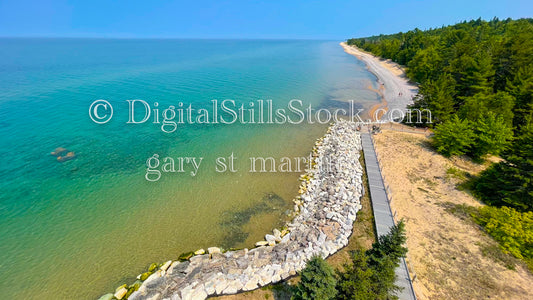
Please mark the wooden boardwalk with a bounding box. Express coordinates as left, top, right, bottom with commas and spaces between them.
361, 133, 417, 300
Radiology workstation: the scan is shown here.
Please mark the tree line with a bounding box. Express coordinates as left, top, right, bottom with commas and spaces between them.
348, 18, 532, 267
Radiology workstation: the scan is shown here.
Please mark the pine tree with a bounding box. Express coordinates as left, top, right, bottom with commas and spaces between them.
366, 221, 408, 299
336, 250, 376, 300
292, 256, 337, 300
367, 221, 408, 265
460, 91, 515, 126
474, 124, 533, 211
336, 222, 408, 300
432, 116, 475, 156
407, 46, 443, 83
369, 256, 400, 300
507, 65, 533, 130
410, 73, 456, 125
456, 51, 494, 97
469, 112, 513, 159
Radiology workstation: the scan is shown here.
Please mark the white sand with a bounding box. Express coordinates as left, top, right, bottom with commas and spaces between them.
340, 42, 418, 118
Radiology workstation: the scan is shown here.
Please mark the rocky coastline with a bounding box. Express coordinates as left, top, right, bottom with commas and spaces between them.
99, 120, 364, 300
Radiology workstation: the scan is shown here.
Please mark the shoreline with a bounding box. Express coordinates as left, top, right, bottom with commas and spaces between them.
340, 42, 418, 120
97, 43, 417, 300
101, 121, 365, 300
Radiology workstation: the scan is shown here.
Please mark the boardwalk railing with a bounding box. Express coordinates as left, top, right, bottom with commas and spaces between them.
370, 122, 432, 136
361, 131, 417, 300
368, 132, 418, 282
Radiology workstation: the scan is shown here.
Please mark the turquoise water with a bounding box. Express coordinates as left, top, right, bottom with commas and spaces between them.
0, 39, 380, 299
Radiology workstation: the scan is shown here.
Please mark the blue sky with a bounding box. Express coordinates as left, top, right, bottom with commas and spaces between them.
0, 0, 532, 39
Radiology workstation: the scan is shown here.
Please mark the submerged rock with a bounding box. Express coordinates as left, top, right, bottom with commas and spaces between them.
114, 287, 128, 299
140, 272, 152, 281
148, 263, 158, 272
57, 151, 76, 162
50, 147, 68, 156
255, 241, 268, 247
97, 294, 114, 300
178, 252, 194, 261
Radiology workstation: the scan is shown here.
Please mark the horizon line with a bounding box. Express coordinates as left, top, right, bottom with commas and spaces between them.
0, 36, 345, 41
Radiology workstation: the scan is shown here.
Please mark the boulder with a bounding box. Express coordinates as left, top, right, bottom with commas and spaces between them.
265, 234, 276, 243
178, 251, 194, 261
160, 260, 172, 272
140, 272, 152, 281
97, 294, 114, 300
100, 121, 367, 300
114, 287, 127, 300
148, 263, 158, 272
255, 241, 268, 247
222, 281, 241, 294
280, 233, 291, 244
214, 279, 228, 294
57, 151, 76, 162
50, 147, 68, 156
243, 278, 259, 291
207, 247, 221, 254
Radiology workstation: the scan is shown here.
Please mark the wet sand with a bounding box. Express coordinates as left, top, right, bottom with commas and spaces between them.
340, 42, 418, 120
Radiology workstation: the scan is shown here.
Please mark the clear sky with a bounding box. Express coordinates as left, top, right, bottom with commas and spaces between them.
0, 0, 532, 39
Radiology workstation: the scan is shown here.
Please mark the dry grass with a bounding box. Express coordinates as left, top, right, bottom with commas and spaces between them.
373, 126, 533, 300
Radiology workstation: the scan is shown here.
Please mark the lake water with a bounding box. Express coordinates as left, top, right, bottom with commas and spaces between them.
0, 38, 380, 299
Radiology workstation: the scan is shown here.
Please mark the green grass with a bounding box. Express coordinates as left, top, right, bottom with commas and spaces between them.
446, 167, 468, 181
441, 202, 533, 272
439, 202, 477, 223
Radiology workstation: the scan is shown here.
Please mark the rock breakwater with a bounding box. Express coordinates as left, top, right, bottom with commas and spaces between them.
101, 120, 364, 300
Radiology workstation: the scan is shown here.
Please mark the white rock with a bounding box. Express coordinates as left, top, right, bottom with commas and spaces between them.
146, 293, 161, 300
204, 280, 216, 295
255, 241, 268, 247
222, 281, 241, 294
208, 247, 221, 254
280, 233, 291, 243
160, 260, 172, 272
170, 293, 182, 300
114, 287, 127, 300
180, 285, 194, 300
114, 123, 367, 299
214, 279, 227, 294
193, 289, 207, 299
243, 277, 259, 291
97, 294, 114, 300
265, 234, 276, 243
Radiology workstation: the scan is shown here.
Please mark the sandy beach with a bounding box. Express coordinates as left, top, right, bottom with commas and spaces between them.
373, 127, 533, 299
340, 42, 418, 120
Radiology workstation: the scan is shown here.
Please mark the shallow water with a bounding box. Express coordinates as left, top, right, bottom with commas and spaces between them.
0, 38, 379, 299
